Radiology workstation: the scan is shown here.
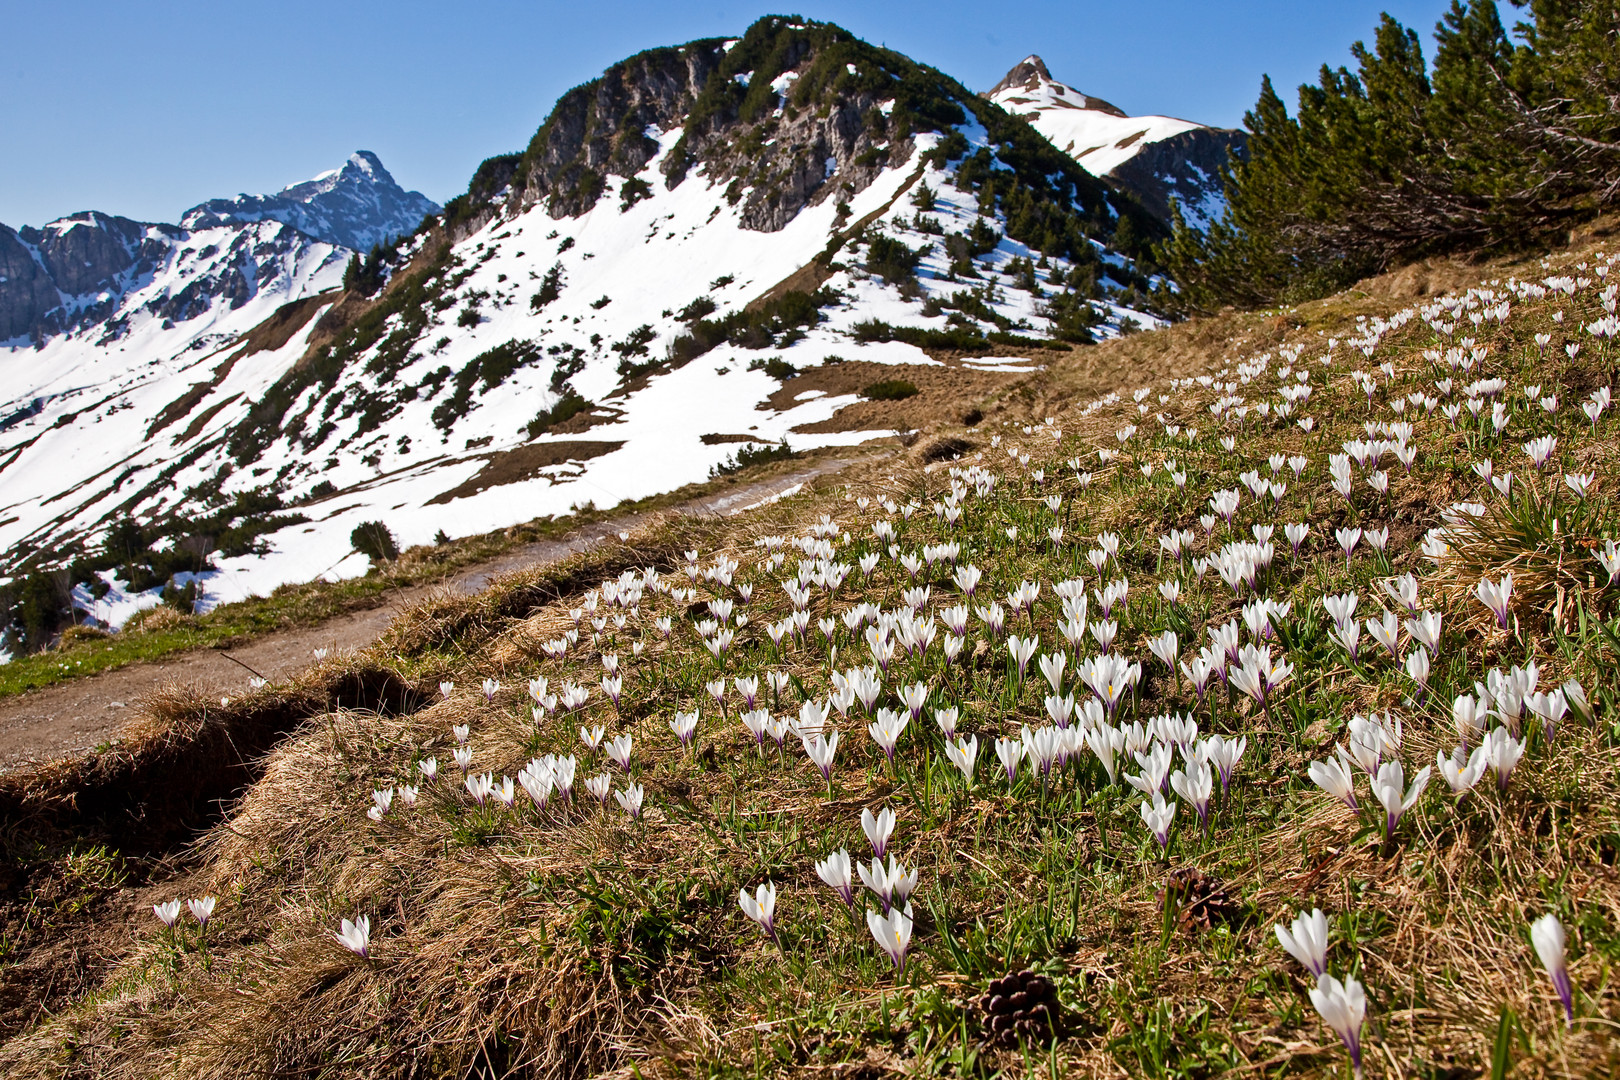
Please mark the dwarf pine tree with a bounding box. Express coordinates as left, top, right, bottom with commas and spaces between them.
1162, 0, 1620, 312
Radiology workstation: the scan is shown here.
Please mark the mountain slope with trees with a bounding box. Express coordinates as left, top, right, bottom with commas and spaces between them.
0, 17, 1178, 655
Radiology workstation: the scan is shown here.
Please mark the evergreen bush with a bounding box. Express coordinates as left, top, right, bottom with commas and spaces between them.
862, 378, 920, 401
1162, 1, 1620, 311
350, 521, 400, 564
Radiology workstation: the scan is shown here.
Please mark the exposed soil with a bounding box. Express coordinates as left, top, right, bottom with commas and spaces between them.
425, 439, 625, 504
0, 455, 864, 775
771, 358, 1032, 433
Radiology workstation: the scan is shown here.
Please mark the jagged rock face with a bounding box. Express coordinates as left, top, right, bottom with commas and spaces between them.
1107, 126, 1247, 227
678, 74, 911, 234
0, 228, 59, 341
0, 214, 170, 342
180, 151, 440, 251
517, 47, 721, 218
510, 20, 960, 234
27, 213, 145, 295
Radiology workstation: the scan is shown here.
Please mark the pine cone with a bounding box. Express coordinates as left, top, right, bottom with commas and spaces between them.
976, 968, 1060, 1046
1160, 867, 1240, 931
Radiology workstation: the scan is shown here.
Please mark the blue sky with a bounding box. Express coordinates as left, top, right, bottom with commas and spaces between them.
2, 0, 1485, 228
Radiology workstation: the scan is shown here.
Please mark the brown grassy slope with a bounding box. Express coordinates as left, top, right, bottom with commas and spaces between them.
4, 237, 1620, 1077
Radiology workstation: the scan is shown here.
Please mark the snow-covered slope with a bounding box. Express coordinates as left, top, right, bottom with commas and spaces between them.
987, 56, 1245, 228
0, 18, 1170, 636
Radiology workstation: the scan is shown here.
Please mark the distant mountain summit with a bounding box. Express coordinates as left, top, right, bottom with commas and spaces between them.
0, 151, 436, 345
986, 55, 1245, 228
180, 150, 440, 251
988, 56, 1130, 119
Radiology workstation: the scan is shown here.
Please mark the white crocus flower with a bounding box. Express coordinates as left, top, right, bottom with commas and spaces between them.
1530, 913, 1573, 1024
1437, 745, 1488, 797
614, 782, 646, 819
1140, 791, 1176, 849
1308, 750, 1359, 809
1203, 733, 1246, 794
1085, 723, 1124, 785
944, 735, 979, 786
803, 731, 840, 787
995, 737, 1022, 785
1370, 760, 1431, 840
1309, 974, 1366, 1077
816, 849, 855, 907
861, 806, 896, 858
1169, 758, 1214, 829
866, 903, 914, 972
335, 914, 371, 958
1482, 727, 1526, 791
738, 882, 778, 942
1274, 908, 1330, 977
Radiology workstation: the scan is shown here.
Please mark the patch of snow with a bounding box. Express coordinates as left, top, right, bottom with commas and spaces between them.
734, 482, 802, 513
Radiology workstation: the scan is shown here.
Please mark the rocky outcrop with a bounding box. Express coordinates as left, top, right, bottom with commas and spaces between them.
1107, 127, 1246, 228
0, 228, 59, 342
515, 43, 722, 218
512, 19, 944, 233
26, 213, 145, 296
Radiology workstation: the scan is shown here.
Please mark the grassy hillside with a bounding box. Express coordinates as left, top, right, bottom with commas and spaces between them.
3, 242, 1619, 1078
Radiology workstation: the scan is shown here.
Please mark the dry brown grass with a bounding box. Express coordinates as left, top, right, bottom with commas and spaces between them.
6, 241, 1620, 1079
119, 606, 193, 636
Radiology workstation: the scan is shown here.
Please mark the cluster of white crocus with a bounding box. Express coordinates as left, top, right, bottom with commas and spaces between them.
1322, 576, 1443, 696
153, 895, 217, 934
1308, 712, 1433, 841
792, 807, 920, 970
301, 256, 1620, 1035
1438, 661, 1587, 797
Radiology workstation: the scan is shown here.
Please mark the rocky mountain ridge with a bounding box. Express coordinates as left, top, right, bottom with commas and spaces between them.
180, 151, 439, 251
0, 152, 437, 346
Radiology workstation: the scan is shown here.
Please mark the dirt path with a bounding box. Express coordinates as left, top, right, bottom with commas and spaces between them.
0, 456, 863, 773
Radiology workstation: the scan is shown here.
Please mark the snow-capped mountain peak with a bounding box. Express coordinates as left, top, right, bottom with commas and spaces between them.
987, 55, 1245, 228
179, 149, 439, 251
988, 55, 1201, 175
990, 56, 1131, 120
0, 151, 436, 348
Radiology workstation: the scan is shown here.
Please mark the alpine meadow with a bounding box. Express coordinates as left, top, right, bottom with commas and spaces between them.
2, 6, 1620, 1079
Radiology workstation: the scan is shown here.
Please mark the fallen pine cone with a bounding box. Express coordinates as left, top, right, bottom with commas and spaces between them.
1160, 866, 1241, 931
976, 968, 1060, 1046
